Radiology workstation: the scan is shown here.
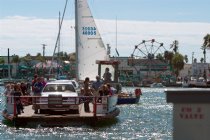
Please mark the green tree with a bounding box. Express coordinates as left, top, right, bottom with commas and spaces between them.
0, 57, 5, 78
172, 53, 184, 78
184, 55, 188, 63
22, 53, 33, 67
156, 53, 164, 61
36, 53, 46, 63
200, 58, 204, 63
164, 51, 174, 64
0, 57, 5, 64
35, 53, 46, 75
11, 55, 21, 77
55, 51, 69, 61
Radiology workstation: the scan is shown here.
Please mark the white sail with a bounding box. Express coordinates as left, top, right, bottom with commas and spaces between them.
75, 0, 108, 81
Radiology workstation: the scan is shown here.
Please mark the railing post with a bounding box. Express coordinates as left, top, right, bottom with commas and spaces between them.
13, 96, 16, 116
93, 96, 97, 117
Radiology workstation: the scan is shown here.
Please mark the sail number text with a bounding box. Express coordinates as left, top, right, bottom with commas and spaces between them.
82, 27, 96, 35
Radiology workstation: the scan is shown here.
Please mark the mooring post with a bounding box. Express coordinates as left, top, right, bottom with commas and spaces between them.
166, 88, 210, 140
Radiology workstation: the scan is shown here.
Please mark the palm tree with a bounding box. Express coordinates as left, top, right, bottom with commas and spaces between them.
172, 53, 184, 78
170, 40, 179, 53
203, 34, 210, 48
202, 34, 210, 62
201, 44, 207, 63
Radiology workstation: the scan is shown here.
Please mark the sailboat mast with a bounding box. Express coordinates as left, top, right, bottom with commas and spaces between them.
75, 0, 79, 80
116, 17, 118, 51
49, 0, 68, 75
57, 11, 61, 78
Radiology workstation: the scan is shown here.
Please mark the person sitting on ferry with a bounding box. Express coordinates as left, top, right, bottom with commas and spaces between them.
107, 83, 114, 96
101, 84, 110, 96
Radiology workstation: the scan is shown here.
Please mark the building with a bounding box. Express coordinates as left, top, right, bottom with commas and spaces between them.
110, 57, 173, 85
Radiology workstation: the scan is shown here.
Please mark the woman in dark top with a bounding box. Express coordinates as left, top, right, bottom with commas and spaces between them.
13, 84, 24, 114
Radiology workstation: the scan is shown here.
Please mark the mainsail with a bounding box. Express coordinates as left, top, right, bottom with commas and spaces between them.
75, 0, 108, 81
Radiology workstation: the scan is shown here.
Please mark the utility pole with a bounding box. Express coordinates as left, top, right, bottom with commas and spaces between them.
41, 44, 46, 76
41, 44, 47, 57
7, 48, 11, 79
192, 52, 194, 64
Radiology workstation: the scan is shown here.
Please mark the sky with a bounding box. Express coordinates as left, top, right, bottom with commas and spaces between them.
0, 0, 210, 63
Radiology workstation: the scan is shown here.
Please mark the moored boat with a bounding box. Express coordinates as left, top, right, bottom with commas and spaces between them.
150, 82, 165, 88
117, 96, 140, 104
117, 89, 141, 104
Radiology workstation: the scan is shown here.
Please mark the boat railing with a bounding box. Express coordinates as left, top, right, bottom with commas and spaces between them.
5, 95, 117, 117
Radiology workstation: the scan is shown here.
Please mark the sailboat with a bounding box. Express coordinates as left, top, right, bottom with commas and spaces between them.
76, 0, 141, 105
75, 0, 108, 81
75, 0, 119, 116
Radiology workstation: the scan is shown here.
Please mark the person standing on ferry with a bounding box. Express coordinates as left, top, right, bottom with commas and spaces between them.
33, 77, 44, 114
103, 67, 112, 84
4, 84, 13, 114
82, 77, 93, 113
92, 75, 103, 91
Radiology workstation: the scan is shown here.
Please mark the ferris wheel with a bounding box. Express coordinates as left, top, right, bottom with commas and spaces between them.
129, 39, 170, 81
131, 39, 167, 59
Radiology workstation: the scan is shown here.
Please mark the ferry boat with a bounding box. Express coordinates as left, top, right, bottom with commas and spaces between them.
2, 0, 120, 127
2, 95, 119, 127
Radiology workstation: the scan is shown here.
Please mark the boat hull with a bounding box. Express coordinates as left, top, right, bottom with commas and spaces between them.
117, 96, 140, 104
2, 95, 120, 127
3, 106, 120, 127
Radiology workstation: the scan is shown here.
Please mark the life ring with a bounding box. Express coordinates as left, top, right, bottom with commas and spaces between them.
135, 88, 142, 96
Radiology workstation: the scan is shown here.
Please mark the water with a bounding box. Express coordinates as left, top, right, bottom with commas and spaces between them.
0, 87, 173, 140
